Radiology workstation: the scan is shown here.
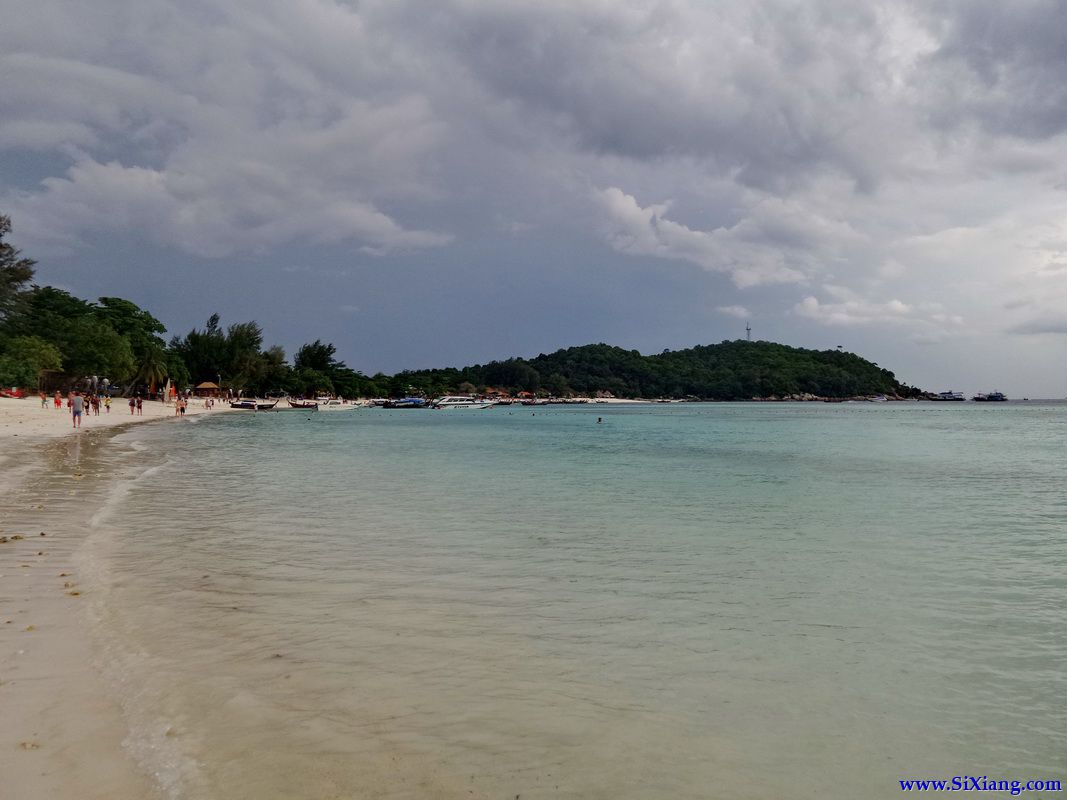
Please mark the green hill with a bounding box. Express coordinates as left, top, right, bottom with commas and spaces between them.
386, 340, 920, 400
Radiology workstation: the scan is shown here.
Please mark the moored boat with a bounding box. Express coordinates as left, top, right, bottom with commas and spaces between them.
230, 398, 280, 410
431, 395, 495, 409
287, 398, 318, 410
316, 397, 358, 411
973, 392, 1007, 402
932, 391, 965, 401
382, 397, 427, 409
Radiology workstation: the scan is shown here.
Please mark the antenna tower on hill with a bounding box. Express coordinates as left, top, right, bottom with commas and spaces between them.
746, 322, 752, 341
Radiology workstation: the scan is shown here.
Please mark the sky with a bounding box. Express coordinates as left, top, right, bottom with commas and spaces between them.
3, 0, 1067, 395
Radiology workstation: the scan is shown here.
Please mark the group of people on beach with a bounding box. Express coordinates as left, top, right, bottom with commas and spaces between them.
37, 387, 224, 427
39, 389, 143, 427
42, 390, 113, 427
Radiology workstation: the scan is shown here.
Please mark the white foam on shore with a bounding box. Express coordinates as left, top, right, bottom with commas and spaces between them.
76, 439, 207, 800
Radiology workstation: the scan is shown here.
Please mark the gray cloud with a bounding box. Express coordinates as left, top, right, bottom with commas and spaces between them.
1008, 316, 1067, 336
922, 0, 1067, 139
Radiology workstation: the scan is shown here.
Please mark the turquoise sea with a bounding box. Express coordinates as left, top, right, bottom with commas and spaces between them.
78, 403, 1065, 799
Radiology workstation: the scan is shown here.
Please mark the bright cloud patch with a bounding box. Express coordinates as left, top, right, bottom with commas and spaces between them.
596, 187, 817, 288
795, 285, 964, 341
715, 305, 751, 319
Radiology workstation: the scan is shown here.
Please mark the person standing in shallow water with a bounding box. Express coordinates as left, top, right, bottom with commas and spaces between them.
71, 390, 84, 429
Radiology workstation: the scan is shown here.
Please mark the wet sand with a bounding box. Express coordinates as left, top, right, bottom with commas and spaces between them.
0, 397, 233, 799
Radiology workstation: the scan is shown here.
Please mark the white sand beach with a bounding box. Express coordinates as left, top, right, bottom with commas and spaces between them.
0, 396, 233, 799
0, 394, 225, 448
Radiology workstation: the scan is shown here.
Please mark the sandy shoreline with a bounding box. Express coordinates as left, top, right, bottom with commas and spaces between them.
0, 397, 233, 799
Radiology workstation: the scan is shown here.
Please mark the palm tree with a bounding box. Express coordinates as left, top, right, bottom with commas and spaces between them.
136, 345, 169, 395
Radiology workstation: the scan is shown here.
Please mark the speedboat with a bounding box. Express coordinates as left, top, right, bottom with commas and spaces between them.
431, 395, 495, 409
316, 397, 358, 411
383, 397, 427, 409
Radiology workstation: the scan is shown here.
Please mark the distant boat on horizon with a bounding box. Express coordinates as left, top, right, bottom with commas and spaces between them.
972, 392, 1008, 402
932, 391, 966, 401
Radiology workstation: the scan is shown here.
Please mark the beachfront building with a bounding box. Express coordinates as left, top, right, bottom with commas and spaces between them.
194, 381, 221, 398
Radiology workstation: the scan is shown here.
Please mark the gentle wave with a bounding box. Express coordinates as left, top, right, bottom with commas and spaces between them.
82, 404, 1067, 799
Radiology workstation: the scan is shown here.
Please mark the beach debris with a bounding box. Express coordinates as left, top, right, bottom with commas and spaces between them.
0, 537, 7, 544
23, 625, 35, 632
63, 582, 75, 588
10, 534, 24, 540
39, 532, 46, 536
67, 591, 81, 597
37, 551, 44, 556
19, 741, 41, 750
59, 572, 70, 577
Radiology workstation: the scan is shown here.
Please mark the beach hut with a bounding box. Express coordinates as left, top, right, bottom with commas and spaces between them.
195, 381, 221, 398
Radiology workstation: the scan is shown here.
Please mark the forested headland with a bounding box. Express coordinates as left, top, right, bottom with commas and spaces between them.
0, 216, 374, 398
0, 215, 920, 400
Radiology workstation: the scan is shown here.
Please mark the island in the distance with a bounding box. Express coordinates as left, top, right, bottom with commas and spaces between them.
388, 341, 921, 401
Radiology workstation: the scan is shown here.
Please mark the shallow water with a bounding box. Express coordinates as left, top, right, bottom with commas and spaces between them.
84, 403, 1066, 798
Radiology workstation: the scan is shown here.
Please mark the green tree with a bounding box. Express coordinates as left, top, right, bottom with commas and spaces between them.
225, 320, 266, 391
294, 340, 339, 373
170, 313, 228, 385
135, 343, 169, 393
0, 335, 62, 389
0, 215, 35, 323
9, 287, 136, 382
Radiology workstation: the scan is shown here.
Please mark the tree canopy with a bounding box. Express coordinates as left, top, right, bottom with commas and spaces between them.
0, 215, 36, 323
380, 341, 919, 400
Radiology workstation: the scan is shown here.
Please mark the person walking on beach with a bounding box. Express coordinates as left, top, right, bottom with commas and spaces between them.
129, 396, 136, 415
40, 391, 47, 409
54, 390, 62, 410
136, 396, 143, 415
104, 396, 111, 414
71, 391, 84, 429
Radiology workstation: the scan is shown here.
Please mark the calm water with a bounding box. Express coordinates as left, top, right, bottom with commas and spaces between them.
80, 403, 1066, 799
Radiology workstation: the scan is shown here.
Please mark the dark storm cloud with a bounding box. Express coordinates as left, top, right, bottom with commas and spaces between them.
923, 0, 1067, 139
381, 1, 892, 192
